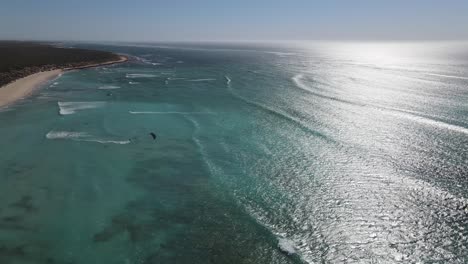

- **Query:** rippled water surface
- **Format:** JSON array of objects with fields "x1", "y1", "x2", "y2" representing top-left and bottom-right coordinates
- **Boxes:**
[{"x1": 0, "y1": 42, "x2": 467, "y2": 263}]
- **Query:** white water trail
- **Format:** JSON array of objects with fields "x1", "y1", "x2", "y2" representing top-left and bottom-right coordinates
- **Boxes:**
[
  {"x1": 182, "y1": 115, "x2": 221, "y2": 180},
  {"x1": 278, "y1": 238, "x2": 297, "y2": 255},
  {"x1": 98, "y1": 85, "x2": 121, "y2": 90},
  {"x1": 187, "y1": 78, "x2": 216, "y2": 82},
  {"x1": 46, "y1": 131, "x2": 130, "y2": 145}
]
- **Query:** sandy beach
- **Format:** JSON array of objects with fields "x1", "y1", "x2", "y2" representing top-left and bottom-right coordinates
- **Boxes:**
[
  {"x1": 0, "y1": 56, "x2": 128, "y2": 108},
  {"x1": 0, "y1": 69, "x2": 63, "y2": 107}
]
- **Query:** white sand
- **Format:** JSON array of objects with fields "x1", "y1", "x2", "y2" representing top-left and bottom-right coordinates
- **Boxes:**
[
  {"x1": 0, "y1": 69, "x2": 62, "y2": 107},
  {"x1": 0, "y1": 56, "x2": 128, "y2": 108}
]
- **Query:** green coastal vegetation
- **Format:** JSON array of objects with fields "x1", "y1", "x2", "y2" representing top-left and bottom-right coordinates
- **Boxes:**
[{"x1": 0, "y1": 41, "x2": 121, "y2": 87}]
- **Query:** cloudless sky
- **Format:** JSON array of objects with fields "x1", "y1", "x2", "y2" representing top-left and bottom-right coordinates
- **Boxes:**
[{"x1": 1, "y1": 0, "x2": 468, "y2": 42}]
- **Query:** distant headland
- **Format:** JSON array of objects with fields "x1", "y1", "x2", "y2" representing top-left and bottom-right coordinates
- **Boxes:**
[{"x1": 0, "y1": 41, "x2": 127, "y2": 107}]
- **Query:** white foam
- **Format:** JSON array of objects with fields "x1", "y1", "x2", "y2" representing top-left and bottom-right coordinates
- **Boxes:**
[
  {"x1": 58, "y1": 101, "x2": 105, "y2": 115},
  {"x1": 187, "y1": 78, "x2": 216, "y2": 82},
  {"x1": 225, "y1": 75, "x2": 231, "y2": 85},
  {"x1": 134, "y1": 56, "x2": 152, "y2": 64},
  {"x1": 129, "y1": 81, "x2": 139, "y2": 85},
  {"x1": 126, "y1": 73, "x2": 158, "y2": 78},
  {"x1": 168, "y1": 77, "x2": 186, "y2": 80},
  {"x1": 278, "y1": 238, "x2": 296, "y2": 255},
  {"x1": 46, "y1": 131, "x2": 89, "y2": 139},
  {"x1": 88, "y1": 139, "x2": 131, "y2": 145},
  {"x1": 46, "y1": 131, "x2": 130, "y2": 145},
  {"x1": 98, "y1": 85, "x2": 121, "y2": 90},
  {"x1": 151, "y1": 63, "x2": 162, "y2": 66}
]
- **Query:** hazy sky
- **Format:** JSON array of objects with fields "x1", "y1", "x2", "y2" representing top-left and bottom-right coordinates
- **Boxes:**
[{"x1": 1, "y1": 0, "x2": 468, "y2": 42}]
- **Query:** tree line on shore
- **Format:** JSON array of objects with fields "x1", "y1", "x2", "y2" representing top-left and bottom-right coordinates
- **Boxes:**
[{"x1": 0, "y1": 41, "x2": 120, "y2": 87}]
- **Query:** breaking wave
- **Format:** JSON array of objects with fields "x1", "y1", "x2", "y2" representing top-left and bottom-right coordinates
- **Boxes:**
[
  {"x1": 278, "y1": 238, "x2": 296, "y2": 255},
  {"x1": 58, "y1": 101, "x2": 105, "y2": 115}
]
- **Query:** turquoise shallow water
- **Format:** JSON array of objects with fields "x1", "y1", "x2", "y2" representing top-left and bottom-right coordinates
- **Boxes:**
[{"x1": 0, "y1": 42, "x2": 467, "y2": 263}]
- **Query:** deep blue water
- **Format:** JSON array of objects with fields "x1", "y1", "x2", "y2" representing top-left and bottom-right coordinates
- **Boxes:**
[{"x1": 0, "y1": 42, "x2": 467, "y2": 263}]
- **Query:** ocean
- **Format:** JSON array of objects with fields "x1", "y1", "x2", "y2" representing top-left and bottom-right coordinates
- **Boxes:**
[{"x1": 0, "y1": 42, "x2": 467, "y2": 263}]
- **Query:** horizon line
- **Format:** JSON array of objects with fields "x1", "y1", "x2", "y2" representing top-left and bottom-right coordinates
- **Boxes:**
[{"x1": 2, "y1": 38, "x2": 468, "y2": 44}]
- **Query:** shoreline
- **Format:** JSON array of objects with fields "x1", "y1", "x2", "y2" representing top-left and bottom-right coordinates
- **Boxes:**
[{"x1": 0, "y1": 55, "x2": 128, "y2": 108}]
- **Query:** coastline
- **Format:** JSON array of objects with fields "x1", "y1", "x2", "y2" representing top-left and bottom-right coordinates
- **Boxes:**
[
  {"x1": 0, "y1": 55, "x2": 128, "y2": 108},
  {"x1": 63, "y1": 55, "x2": 128, "y2": 70}
]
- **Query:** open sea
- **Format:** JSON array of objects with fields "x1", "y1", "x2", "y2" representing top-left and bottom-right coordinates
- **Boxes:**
[{"x1": 0, "y1": 42, "x2": 467, "y2": 264}]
